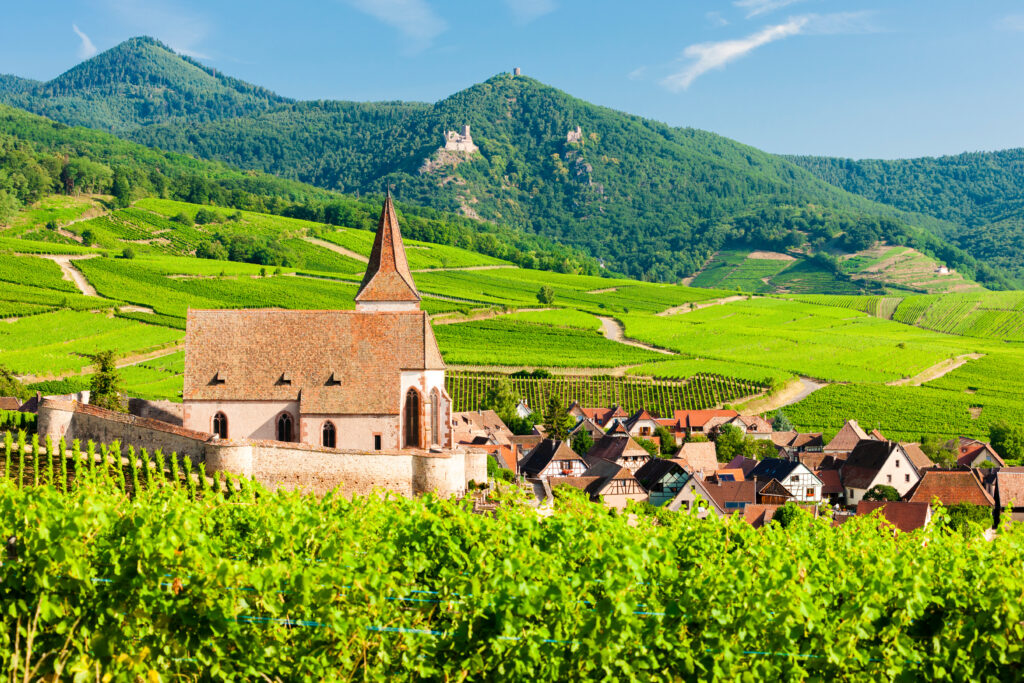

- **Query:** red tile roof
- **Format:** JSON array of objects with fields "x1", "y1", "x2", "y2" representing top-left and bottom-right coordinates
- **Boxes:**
[
  {"x1": 815, "y1": 469, "x2": 843, "y2": 495},
  {"x1": 674, "y1": 441, "x2": 718, "y2": 476},
  {"x1": 355, "y1": 193, "x2": 420, "y2": 303},
  {"x1": 672, "y1": 409, "x2": 738, "y2": 429},
  {"x1": 825, "y1": 420, "x2": 870, "y2": 453},
  {"x1": 900, "y1": 442, "x2": 935, "y2": 470},
  {"x1": 0, "y1": 397, "x2": 21, "y2": 411},
  {"x1": 907, "y1": 470, "x2": 995, "y2": 507},
  {"x1": 183, "y1": 308, "x2": 443, "y2": 414},
  {"x1": 956, "y1": 438, "x2": 1005, "y2": 467},
  {"x1": 857, "y1": 501, "x2": 931, "y2": 532}
]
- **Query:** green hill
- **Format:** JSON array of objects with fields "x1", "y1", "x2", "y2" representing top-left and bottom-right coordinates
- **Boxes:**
[
  {"x1": 790, "y1": 150, "x2": 1024, "y2": 281},
  {"x1": 0, "y1": 37, "x2": 287, "y2": 132},
  {"x1": 1, "y1": 38, "x2": 1002, "y2": 287}
]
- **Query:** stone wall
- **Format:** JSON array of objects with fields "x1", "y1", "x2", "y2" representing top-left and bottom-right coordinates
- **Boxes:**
[{"x1": 38, "y1": 399, "x2": 212, "y2": 461}]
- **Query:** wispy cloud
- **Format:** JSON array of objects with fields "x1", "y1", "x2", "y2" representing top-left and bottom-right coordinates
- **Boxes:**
[
  {"x1": 345, "y1": 0, "x2": 446, "y2": 51},
  {"x1": 660, "y1": 12, "x2": 877, "y2": 91},
  {"x1": 999, "y1": 14, "x2": 1024, "y2": 31},
  {"x1": 72, "y1": 24, "x2": 98, "y2": 59},
  {"x1": 734, "y1": 0, "x2": 809, "y2": 18},
  {"x1": 505, "y1": 0, "x2": 556, "y2": 23},
  {"x1": 706, "y1": 11, "x2": 729, "y2": 28},
  {"x1": 103, "y1": 0, "x2": 211, "y2": 59}
]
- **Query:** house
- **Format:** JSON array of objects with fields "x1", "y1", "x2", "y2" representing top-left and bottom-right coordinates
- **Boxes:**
[
  {"x1": 979, "y1": 467, "x2": 1024, "y2": 523},
  {"x1": 568, "y1": 404, "x2": 628, "y2": 429},
  {"x1": 823, "y1": 420, "x2": 873, "y2": 459},
  {"x1": 709, "y1": 467, "x2": 745, "y2": 483},
  {"x1": 748, "y1": 458, "x2": 823, "y2": 503},
  {"x1": 509, "y1": 434, "x2": 542, "y2": 458},
  {"x1": 551, "y1": 459, "x2": 647, "y2": 509},
  {"x1": 756, "y1": 478, "x2": 795, "y2": 505},
  {"x1": 635, "y1": 459, "x2": 691, "y2": 507},
  {"x1": 519, "y1": 439, "x2": 588, "y2": 479},
  {"x1": 453, "y1": 410, "x2": 516, "y2": 472},
  {"x1": 672, "y1": 409, "x2": 739, "y2": 435},
  {"x1": 673, "y1": 441, "x2": 718, "y2": 478},
  {"x1": 906, "y1": 470, "x2": 996, "y2": 510},
  {"x1": 586, "y1": 431, "x2": 652, "y2": 474},
  {"x1": 857, "y1": 501, "x2": 932, "y2": 532},
  {"x1": 815, "y1": 469, "x2": 844, "y2": 505},
  {"x1": 771, "y1": 431, "x2": 824, "y2": 460},
  {"x1": 742, "y1": 504, "x2": 782, "y2": 528},
  {"x1": 623, "y1": 409, "x2": 661, "y2": 438},
  {"x1": 182, "y1": 194, "x2": 453, "y2": 452},
  {"x1": 839, "y1": 440, "x2": 921, "y2": 506},
  {"x1": 957, "y1": 437, "x2": 1005, "y2": 467},
  {"x1": 569, "y1": 416, "x2": 605, "y2": 442},
  {"x1": 667, "y1": 477, "x2": 756, "y2": 516},
  {"x1": 706, "y1": 414, "x2": 773, "y2": 440},
  {"x1": 515, "y1": 400, "x2": 533, "y2": 419}
]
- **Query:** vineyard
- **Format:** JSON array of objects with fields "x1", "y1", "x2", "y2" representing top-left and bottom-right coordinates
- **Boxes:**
[
  {"x1": 2, "y1": 435, "x2": 1023, "y2": 680},
  {"x1": 445, "y1": 371, "x2": 767, "y2": 415}
]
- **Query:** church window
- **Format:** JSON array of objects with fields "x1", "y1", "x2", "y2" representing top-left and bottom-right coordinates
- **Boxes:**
[
  {"x1": 404, "y1": 389, "x2": 421, "y2": 448},
  {"x1": 322, "y1": 421, "x2": 336, "y2": 448},
  {"x1": 277, "y1": 413, "x2": 294, "y2": 442},
  {"x1": 430, "y1": 389, "x2": 441, "y2": 446},
  {"x1": 212, "y1": 412, "x2": 228, "y2": 439}
]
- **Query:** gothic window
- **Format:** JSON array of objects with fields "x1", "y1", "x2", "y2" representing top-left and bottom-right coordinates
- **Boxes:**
[
  {"x1": 404, "y1": 389, "x2": 421, "y2": 448},
  {"x1": 212, "y1": 412, "x2": 228, "y2": 439},
  {"x1": 322, "y1": 421, "x2": 336, "y2": 448},
  {"x1": 277, "y1": 413, "x2": 294, "y2": 442},
  {"x1": 430, "y1": 388, "x2": 441, "y2": 446}
]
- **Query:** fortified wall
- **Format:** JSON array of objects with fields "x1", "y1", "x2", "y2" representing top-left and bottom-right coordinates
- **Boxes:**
[{"x1": 37, "y1": 399, "x2": 485, "y2": 497}]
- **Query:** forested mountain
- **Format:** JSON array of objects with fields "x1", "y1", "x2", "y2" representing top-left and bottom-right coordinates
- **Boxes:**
[
  {"x1": 790, "y1": 151, "x2": 1024, "y2": 279},
  {"x1": 0, "y1": 37, "x2": 1011, "y2": 286},
  {"x1": 0, "y1": 103, "x2": 593, "y2": 272},
  {"x1": 0, "y1": 37, "x2": 288, "y2": 132}
]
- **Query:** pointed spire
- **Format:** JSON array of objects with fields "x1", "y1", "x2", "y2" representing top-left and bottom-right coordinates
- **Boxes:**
[{"x1": 355, "y1": 191, "x2": 421, "y2": 307}]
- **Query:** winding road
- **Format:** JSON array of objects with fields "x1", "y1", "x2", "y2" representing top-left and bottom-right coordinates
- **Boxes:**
[{"x1": 596, "y1": 316, "x2": 677, "y2": 355}]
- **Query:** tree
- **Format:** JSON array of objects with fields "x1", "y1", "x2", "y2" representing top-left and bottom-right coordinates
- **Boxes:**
[
  {"x1": 772, "y1": 411, "x2": 793, "y2": 432},
  {"x1": 481, "y1": 379, "x2": 517, "y2": 425},
  {"x1": 748, "y1": 439, "x2": 778, "y2": 460},
  {"x1": 111, "y1": 169, "x2": 131, "y2": 208},
  {"x1": 920, "y1": 434, "x2": 957, "y2": 468},
  {"x1": 120, "y1": 247, "x2": 136, "y2": 260},
  {"x1": 654, "y1": 424, "x2": 676, "y2": 456},
  {"x1": 863, "y1": 485, "x2": 900, "y2": 502},
  {"x1": 536, "y1": 285, "x2": 555, "y2": 305},
  {"x1": 634, "y1": 437, "x2": 658, "y2": 458},
  {"x1": 571, "y1": 429, "x2": 593, "y2": 457},
  {"x1": 0, "y1": 364, "x2": 28, "y2": 401},
  {"x1": 943, "y1": 503, "x2": 992, "y2": 537},
  {"x1": 543, "y1": 394, "x2": 570, "y2": 441},
  {"x1": 713, "y1": 424, "x2": 746, "y2": 462},
  {"x1": 89, "y1": 350, "x2": 125, "y2": 412},
  {"x1": 990, "y1": 421, "x2": 1024, "y2": 463},
  {"x1": 773, "y1": 502, "x2": 806, "y2": 529},
  {"x1": 685, "y1": 432, "x2": 709, "y2": 443},
  {"x1": 80, "y1": 228, "x2": 95, "y2": 246}
]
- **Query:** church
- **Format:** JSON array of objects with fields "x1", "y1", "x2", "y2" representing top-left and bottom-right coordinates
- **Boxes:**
[{"x1": 181, "y1": 194, "x2": 454, "y2": 452}]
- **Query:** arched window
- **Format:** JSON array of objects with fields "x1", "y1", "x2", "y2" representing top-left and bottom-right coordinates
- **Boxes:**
[
  {"x1": 322, "y1": 421, "x2": 336, "y2": 448},
  {"x1": 277, "y1": 413, "x2": 294, "y2": 442},
  {"x1": 430, "y1": 389, "x2": 441, "y2": 446},
  {"x1": 404, "y1": 389, "x2": 420, "y2": 449},
  {"x1": 212, "y1": 412, "x2": 228, "y2": 439}
]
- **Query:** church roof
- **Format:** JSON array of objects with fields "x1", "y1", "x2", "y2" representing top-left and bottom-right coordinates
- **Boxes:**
[
  {"x1": 183, "y1": 308, "x2": 443, "y2": 414},
  {"x1": 355, "y1": 193, "x2": 421, "y2": 304}
]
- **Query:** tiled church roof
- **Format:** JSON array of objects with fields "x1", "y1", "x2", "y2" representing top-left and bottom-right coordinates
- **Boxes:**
[
  {"x1": 183, "y1": 308, "x2": 444, "y2": 414},
  {"x1": 355, "y1": 192, "x2": 420, "y2": 303}
]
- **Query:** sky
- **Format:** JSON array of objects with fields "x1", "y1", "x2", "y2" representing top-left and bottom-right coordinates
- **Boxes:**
[{"x1": 1, "y1": 0, "x2": 1023, "y2": 159}]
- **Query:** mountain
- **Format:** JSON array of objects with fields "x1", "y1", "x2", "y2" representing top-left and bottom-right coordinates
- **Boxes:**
[
  {"x1": 1, "y1": 37, "x2": 1007, "y2": 286},
  {"x1": 0, "y1": 37, "x2": 287, "y2": 132},
  {"x1": 789, "y1": 150, "x2": 1024, "y2": 279},
  {"x1": 0, "y1": 103, "x2": 592, "y2": 273}
]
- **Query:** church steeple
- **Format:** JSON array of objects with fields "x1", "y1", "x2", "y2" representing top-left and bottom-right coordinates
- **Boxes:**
[{"x1": 355, "y1": 192, "x2": 421, "y2": 311}]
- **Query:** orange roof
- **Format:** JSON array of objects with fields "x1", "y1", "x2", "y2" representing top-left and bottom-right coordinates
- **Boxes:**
[
  {"x1": 183, "y1": 308, "x2": 443, "y2": 414},
  {"x1": 857, "y1": 501, "x2": 931, "y2": 532},
  {"x1": 355, "y1": 193, "x2": 420, "y2": 303},
  {"x1": 907, "y1": 470, "x2": 995, "y2": 507},
  {"x1": 673, "y1": 409, "x2": 738, "y2": 429}
]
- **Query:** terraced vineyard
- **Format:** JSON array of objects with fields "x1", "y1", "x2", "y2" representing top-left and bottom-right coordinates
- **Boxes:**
[{"x1": 446, "y1": 371, "x2": 766, "y2": 415}]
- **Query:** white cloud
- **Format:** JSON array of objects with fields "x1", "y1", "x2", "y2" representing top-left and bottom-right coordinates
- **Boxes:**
[
  {"x1": 661, "y1": 17, "x2": 808, "y2": 91},
  {"x1": 999, "y1": 14, "x2": 1024, "y2": 31},
  {"x1": 660, "y1": 11, "x2": 877, "y2": 91},
  {"x1": 706, "y1": 11, "x2": 729, "y2": 28},
  {"x1": 345, "y1": 0, "x2": 447, "y2": 51},
  {"x1": 505, "y1": 0, "x2": 556, "y2": 23},
  {"x1": 72, "y1": 24, "x2": 98, "y2": 59},
  {"x1": 734, "y1": 0, "x2": 809, "y2": 18}
]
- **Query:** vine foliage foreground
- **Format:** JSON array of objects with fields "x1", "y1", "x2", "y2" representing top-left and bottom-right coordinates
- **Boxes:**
[{"x1": 1, "y1": 447, "x2": 1023, "y2": 681}]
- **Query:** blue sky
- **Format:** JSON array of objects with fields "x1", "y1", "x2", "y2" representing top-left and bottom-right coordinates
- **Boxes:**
[{"x1": 2, "y1": 0, "x2": 1023, "y2": 159}]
